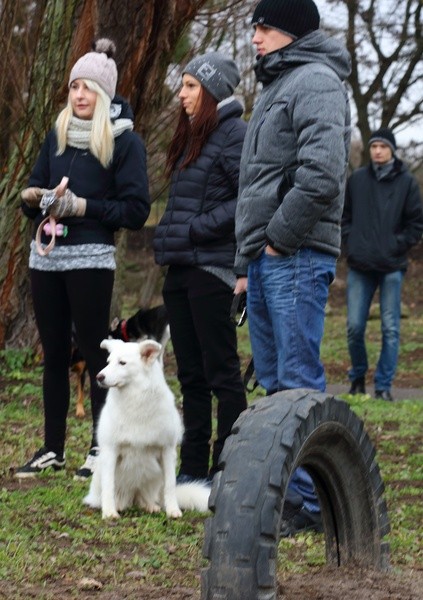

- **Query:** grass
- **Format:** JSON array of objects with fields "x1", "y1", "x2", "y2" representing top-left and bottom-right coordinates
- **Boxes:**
[{"x1": 0, "y1": 303, "x2": 422, "y2": 597}]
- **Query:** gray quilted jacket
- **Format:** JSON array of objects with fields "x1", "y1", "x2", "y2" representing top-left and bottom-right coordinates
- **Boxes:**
[{"x1": 235, "y1": 30, "x2": 351, "y2": 275}]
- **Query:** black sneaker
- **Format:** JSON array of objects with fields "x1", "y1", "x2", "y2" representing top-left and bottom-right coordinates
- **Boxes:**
[
  {"x1": 375, "y1": 389, "x2": 394, "y2": 402},
  {"x1": 280, "y1": 505, "x2": 323, "y2": 537},
  {"x1": 14, "y1": 447, "x2": 65, "y2": 479},
  {"x1": 74, "y1": 447, "x2": 99, "y2": 481}
]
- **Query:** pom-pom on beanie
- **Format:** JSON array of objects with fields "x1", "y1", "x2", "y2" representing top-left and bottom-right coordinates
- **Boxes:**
[
  {"x1": 69, "y1": 38, "x2": 118, "y2": 100},
  {"x1": 251, "y1": 0, "x2": 320, "y2": 39},
  {"x1": 183, "y1": 52, "x2": 241, "y2": 102}
]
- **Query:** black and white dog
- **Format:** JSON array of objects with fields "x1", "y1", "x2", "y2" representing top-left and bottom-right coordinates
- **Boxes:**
[
  {"x1": 109, "y1": 305, "x2": 170, "y2": 366},
  {"x1": 72, "y1": 305, "x2": 170, "y2": 416}
]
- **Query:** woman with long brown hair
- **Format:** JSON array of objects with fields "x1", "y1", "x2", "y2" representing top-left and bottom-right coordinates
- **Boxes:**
[{"x1": 154, "y1": 52, "x2": 247, "y2": 483}]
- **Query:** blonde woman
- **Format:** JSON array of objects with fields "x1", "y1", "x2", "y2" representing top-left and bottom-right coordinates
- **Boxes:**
[{"x1": 17, "y1": 39, "x2": 150, "y2": 480}]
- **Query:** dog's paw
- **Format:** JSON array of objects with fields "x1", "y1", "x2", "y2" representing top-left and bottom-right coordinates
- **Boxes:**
[
  {"x1": 75, "y1": 406, "x2": 86, "y2": 418},
  {"x1": 102, "y1": 509, "x2": 120, "y2": 519},
  {"x1": 166, "y1": 507, "x2": 183, "y2": 519},
  {"x1": 145, "y1": 502, "x2": 161, "y2": 514},
  {"x1": 83, "y1": 494, "x2": 101, "y2": 509}
]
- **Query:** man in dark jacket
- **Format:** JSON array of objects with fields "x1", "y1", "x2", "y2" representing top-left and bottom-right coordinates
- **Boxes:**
[{"x1": 342, "y1": 127, "x2": 423, "y2": 401}]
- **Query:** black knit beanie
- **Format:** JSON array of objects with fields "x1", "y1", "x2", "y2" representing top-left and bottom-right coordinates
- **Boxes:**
[
  {"x1": 368, "y1": 128, "x2": 397, "y2": 153},
  {"x1": 251, "y1": 0, "x2": 320, "y2": 38}
]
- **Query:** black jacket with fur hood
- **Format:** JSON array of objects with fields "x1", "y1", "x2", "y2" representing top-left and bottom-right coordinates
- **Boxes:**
[
  {"x1": 153, "y1": 98, "x2": 247, "y2": 269},
  {"x1": 342, "y1": 157, "x2": 423, "y2": 272},
  {"x1": 21, "y1": 96, "x2": 150, "y2": 247}
]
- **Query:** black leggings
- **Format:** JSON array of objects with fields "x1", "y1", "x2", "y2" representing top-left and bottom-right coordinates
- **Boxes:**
[
  {"x1": 30, "y1": 268, "x2": 114, "y2": 455},
  {"x1": 163, "y1": 266, "x2": 247, "y2": 478}
]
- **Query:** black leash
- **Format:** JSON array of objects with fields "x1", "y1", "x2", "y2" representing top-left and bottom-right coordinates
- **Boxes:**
[{"x1": 243, "y1": 357, "x2": 258, "y2": 393}]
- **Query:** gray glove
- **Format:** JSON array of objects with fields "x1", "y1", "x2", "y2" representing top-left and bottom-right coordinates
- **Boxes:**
[
  {"x1": 21, "y1": 187, "x2": 48, "y2": 208},
  {"x1": 48, "y1": 189, "x2": 87, "y2": 218}
]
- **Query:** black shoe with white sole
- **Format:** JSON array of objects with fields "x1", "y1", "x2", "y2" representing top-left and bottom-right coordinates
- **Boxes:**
[
  {"x1": 74, "y1": 447, "x2": 99, "y2": 481},
  {"x1": 14, "y1": 447, "x2": 65, "y2": 478}
]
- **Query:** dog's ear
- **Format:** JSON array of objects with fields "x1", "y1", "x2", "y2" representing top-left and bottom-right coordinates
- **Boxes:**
[
  {"x1": 139, "y1": 340, "x2": 162, "y2": 366},
  {"x1": 100, "y1": 339, "x2": 113, "y2": 353},
  {"x1": 110, "y1": 317, "x2": 120, "y2": 332},
  {"x1": 100, "y1": 338, "x2": 124, "y2": 353}
]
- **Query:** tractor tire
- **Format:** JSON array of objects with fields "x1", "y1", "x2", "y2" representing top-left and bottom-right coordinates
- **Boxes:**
[{"x1": 202, "y1": 389, "x2": 390, "y2": 600}]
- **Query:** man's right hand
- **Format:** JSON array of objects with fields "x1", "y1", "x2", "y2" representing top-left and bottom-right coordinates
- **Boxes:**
[
  {"x1": 234, "y1": 277, "x2": 248, "y2": 295},
  {"x1": 21, "y1": 187, "x2": 48, "y2": 208}
]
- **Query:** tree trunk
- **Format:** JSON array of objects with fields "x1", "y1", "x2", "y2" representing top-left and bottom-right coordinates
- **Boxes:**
[
  {"x1": 0, "y1": 0, "x2": 84, "y2": 348},
  {"x1": 0, "y1": 0, "x2": 208, "y2": 349}
]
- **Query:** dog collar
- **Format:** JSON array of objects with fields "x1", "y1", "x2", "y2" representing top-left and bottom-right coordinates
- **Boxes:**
[{"x1": 121, "y1": 319, "x2": 129, "y2": 342}]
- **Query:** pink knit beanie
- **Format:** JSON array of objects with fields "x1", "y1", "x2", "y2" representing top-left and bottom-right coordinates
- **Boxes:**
[{"x1": 69, "y1": 39, "x2": 118, "y2": 99}]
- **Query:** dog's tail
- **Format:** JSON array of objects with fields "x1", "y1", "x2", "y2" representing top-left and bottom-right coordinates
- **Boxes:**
[{"x1": 175, "y1": 482, "x2": 211, "y2": 513}]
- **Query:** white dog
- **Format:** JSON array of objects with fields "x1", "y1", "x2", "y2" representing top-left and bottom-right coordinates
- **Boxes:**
[{"x1": 83, "y1": 338, "x2": 210, "y2": 519}]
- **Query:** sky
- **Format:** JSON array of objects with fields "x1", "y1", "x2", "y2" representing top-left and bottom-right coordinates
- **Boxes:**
[{"x1": 317, "y1": 0, "x2": 422, "y2": 146}]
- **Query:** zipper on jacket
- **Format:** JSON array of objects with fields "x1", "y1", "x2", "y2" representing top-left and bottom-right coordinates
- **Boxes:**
[
  {"x1": 162, "y1": 167, "x2": 183, "y2": 258},
  {"x1": 253, "y1": 117, "x2": 266, "y2": 154}
]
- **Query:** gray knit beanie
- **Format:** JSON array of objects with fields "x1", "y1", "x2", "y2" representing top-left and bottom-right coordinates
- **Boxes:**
[
  {"x1": 183, "y1": 52, "x2": 240, "y2": 102},
  {"x1": 69, "y1": 39, "x2": 118, "y2": 100},
  {"x1": 252, "y1": 0, "x2": 320, "y2": 38}
]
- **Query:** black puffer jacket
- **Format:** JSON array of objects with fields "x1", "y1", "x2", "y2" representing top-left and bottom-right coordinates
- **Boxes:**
[
  {"x1": 342, "y1": 158, "x2": 423, "y2": 272},
  {"x1": 154, "y1": 99, "x2": 247, "y2": 268},
  {"x1": 21, "y1": 97, "x2": 150, "y2": 247}
]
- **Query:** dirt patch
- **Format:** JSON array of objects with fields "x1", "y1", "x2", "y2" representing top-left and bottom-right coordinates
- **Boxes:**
[
  {"x1": 278, "y1": 566, "x2": 423, "y2": 599},
  {"x1": 1, "y1": 567, "x2": 423, "y2": 599},
  {"x1": 2, "y1": 237, "x2": 422, "y2": 600}
]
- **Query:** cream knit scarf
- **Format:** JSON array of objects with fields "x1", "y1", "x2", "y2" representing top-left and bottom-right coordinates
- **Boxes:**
[{"x1": 66, "y1": 116, "x2": 134, "y2": 149}]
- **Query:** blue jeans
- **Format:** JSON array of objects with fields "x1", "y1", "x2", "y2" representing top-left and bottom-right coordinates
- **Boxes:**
[
  {"x1": 247, "y1": 248, "x2": 336, "y2": 393},
  {"x1": 247, "y1": 248, "x2": 336, "y2": 512},
  {"x1": 347, "y1": 268, "x2": 404, "y2": 391}
]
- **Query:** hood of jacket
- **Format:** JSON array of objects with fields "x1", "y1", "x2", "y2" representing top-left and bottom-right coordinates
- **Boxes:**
[
  {"x1": 216, "y1": 97, "x2": 244, "y2": 122},
  {"x1": 110, "y1": 95, "x2": 134, "y2": 121},
  {"x1": 254, "y1": 30, "x2": 351, "y2": 85}
]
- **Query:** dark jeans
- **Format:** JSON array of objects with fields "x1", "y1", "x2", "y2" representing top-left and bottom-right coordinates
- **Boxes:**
[
  {"x1": 163, "y1": 266, "x2": 247, "y2": 478},
  {"x1": 30, "y1": 268, "x2": 114, "y2": 455}
]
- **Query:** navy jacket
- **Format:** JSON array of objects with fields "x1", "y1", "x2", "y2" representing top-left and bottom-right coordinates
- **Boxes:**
[
  {"x1": 153, "y1": 99, "x2": 247, "y2": 268},
  {"x1": 22, "y1": 97, "x2": 150, "y2": 247},
  {"x1": 342, "y1": 158, "x2": 423, "y2": 272}
]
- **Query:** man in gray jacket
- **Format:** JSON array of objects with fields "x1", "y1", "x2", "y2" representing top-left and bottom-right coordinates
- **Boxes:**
[{"x1": 234, "y1": 0, "x2": 351, "y2": 536}]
